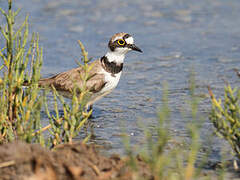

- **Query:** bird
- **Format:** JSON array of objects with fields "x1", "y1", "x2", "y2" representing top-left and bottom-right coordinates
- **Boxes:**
[{"x1": 38, "y1": 32, "x2": 142, "y2": 110}]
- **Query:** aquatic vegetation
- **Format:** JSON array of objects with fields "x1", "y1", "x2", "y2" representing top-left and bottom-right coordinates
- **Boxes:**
[
  {"x1": 209, "y1": 85, "x2": 240, "y2": 160},
  {"x1": 122, "y1": 78, "x2": 220, "y2": 180},
  {"x1": 0, "y1": 0, "x2": 91, "y2": 147}
]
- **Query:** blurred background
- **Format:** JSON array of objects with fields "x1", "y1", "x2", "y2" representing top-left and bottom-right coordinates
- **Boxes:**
[{"x1": 1, "y1": 0, "x2": 240, "y2": 163}]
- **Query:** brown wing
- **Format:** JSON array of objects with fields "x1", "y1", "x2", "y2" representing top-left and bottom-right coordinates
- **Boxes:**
[{"x1": 38, "y1": 59, "x2": 106, "y2": 93}]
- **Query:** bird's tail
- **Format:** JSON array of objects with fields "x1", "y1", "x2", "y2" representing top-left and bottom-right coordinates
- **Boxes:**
[
  {"x1": 38, "y1": 78, "x2": 54, "y2": 87},
  {"x1": 23, "y1": 77, "x2": 54, "y2": 87},
  {"x1": 22, "y1": 80, "x2": 31, "y2": 86}
]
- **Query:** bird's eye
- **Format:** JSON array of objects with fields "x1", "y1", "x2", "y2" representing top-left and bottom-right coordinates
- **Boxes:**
[{"x1": 117, "y1": 39, "x2": 125, "y2": 46}]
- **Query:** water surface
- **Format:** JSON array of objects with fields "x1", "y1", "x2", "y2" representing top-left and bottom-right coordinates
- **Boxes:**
[{"x1": 1, "y1": 0, "x2": 240, "y2": 163}]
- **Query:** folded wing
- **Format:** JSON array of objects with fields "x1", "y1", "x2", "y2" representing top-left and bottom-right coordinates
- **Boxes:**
[{"x1": 38, "y1": 60, "x2": 106, "y2": 94}]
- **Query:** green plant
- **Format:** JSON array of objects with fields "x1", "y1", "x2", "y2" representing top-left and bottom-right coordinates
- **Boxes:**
[
  {"x1": 209, "y1": 85, "x2": 240, "y2": 159},
  {"x1": 44, "y1": 41, "x2": 92, "y2": 146},
  {"x1": 0, "y1": 0, "x2": 91, "y2": 147},
  {"x1": 123, "y1": 76, "x2": 215, "y2": 180},
  {"x1": 0, "y1": 0, "x2": 43, "y2": 142}
]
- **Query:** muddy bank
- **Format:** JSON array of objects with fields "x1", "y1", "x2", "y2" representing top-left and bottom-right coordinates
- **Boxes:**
[
  {"x1": 0, "y1": 141, "x2": 240, "y2": 180},
  {"x1": 0, "y1": 141, "x2": 152, "y2": 180}
]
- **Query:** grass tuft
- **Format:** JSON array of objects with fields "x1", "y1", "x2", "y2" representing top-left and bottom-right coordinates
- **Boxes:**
[
  {"x1": 0, "y1": 0, "x2": 91, "y2": 147},
  {"x1": 209, "y1": 85, "x2": 240, "y2": 160}
]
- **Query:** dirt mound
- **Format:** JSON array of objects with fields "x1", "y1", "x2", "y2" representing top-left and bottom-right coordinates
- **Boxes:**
[{"x1": 0, "y1": 141, "x2": 152, "y2": 180}]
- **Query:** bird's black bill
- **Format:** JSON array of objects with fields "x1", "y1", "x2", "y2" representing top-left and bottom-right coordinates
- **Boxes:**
[{"x1": 128, "y1": 44, "x2": 143, "y2": 53}]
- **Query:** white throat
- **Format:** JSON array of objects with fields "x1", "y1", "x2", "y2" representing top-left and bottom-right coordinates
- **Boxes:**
[{"x1": 105, "y1": 51, "x2": 125, "y2": 64}]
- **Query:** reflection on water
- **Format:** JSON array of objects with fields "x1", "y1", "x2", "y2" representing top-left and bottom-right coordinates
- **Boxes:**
[{"x1": 1, "y1": 0, "x2": 240, "y2": 163}]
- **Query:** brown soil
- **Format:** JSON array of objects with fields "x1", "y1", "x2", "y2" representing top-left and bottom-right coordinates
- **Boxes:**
[{"x1": 0, "y1": 141, "x2": 153, "y2": 180}]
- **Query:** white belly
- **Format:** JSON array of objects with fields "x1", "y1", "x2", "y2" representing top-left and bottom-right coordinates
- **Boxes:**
[
  {"x1": 101, "y1": 71, "x2": 122, "y2": 93},
  {"x1": 85, "y1": 71, "x2": 122, "y2": 108}
]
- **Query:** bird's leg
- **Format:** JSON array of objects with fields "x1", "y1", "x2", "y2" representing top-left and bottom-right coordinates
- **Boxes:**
[
  {"x1": 88, "y1": 105, "x2": 93, "y2": 118},
  {"x1": 89, "y1": 105, "x2": 93, "y2": 111},
  {"x1": 84, "y1": 104, "x2": 93, "y2": 118}
]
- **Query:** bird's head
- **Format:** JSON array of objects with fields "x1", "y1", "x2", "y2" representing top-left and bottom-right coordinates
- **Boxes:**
[{"x1": 108, "y1": 33, "x2": 142, "y2": 55}]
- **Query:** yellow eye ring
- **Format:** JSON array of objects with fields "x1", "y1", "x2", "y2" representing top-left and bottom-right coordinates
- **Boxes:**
[{"x1": 117, "y1": 39, "x2": 125, "y2": 46}]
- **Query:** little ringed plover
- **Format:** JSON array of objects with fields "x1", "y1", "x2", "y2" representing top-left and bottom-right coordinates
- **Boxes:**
[{"x1": 38, "y1": 32, "x2": 142, "y2": 109}]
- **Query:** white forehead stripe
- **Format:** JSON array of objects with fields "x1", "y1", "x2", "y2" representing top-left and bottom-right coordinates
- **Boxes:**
[
  {"x1": 125, "y1": 37, "x2": 134, "y2": 44},
  {"x1": 113, "y1": 36, "x2": 122, "y2": 42}
]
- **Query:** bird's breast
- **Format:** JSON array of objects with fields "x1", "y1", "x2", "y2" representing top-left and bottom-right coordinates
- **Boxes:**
[{"x1": 100, "y1": 71, "x2": 122, "y2": 93}]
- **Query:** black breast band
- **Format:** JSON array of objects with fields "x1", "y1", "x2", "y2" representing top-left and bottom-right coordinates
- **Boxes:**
[{"x1": 101, "y1": 56, "x2": 123, "y2": 75}]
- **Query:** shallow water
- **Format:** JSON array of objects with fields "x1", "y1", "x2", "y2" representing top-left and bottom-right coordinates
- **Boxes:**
[{"x1": 1, "y1": 0, "x2": 240, "y2": 164}]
